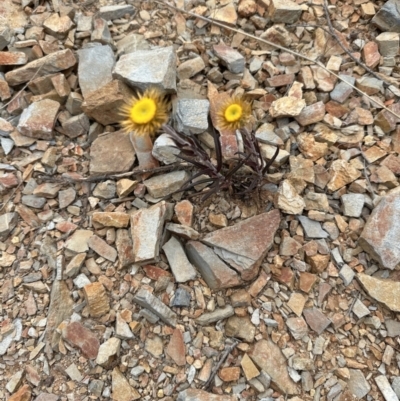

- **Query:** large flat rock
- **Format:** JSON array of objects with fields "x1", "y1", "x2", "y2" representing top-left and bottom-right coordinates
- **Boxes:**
[
  {"x1": 359, "y1": 191, "x2": 400, "y2": 269},
  {"x1": 201, "y1": 209, "x2": 280, "y2": 281}
]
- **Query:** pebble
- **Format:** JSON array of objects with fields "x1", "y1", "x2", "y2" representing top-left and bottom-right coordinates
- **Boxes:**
[
  {"x1": 175, "y1": 98, "x2": 210, "y2": 134},
  {"x1": 196, "y1": 305, "x2": 234, "y2": 325},
  {"x1": 213, "y1": 43, "x2": 245, "y2": 74}
]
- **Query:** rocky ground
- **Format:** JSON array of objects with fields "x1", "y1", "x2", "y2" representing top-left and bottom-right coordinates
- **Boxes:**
[{"x1": 1, "y1": 0, "x2": 400, "y2": 400}]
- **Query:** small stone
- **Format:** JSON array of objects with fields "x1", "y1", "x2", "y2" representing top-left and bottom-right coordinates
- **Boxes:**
[
  {"x1": 286, "y1": 317, "x2": 308, "y2": 340},
  {"x1": 145, "y1": 335, "x2": 164, "y2": 358},
  {"x1": 375, "y1": 375, "x2": 398, "y2": 401},
  {"x1": 116, "y1": 179, "x2": 138, "y2": 197},
  {"x1": 211, "y1": 2, "x2": 238, "y2": 25},
  {"x1": 299, "y1": 272, "x2": 317, "y2": 292},
  {"x1": 65, "y1": 229, "x2": 93, "y2": 254},
  {"x1": 303, "y1": 307, "x2": 331, "y2": 334},
  {"x1": 130, "y1": 201, "x2": 168, "y2": 264},
  {"x1": 275, "y1": 180, "x2": 305, "y2": 215},
  {"x1": 175, "y1": 200, "x2": 193, "y2": 226},
  {"x1": 65, "y1": 363, "x2": 83, "y2": 382},
  {"x1": 93, "y1": 212, "x2": 129, "y2": 228},
  {"x1": 133, "y1": 288, "x2": 177, "y2": 326},
  {"x1": 260, "y1": 144, "x2": 290, "y2": 166},
  {"x1": 17, "y1": 99, "x2": 60, "y2": 140},
  {"x1": 96, "y1": 337, "x2": 120, "y2": 368},
  {"x1": 352, "y1": 299, "x2": 370, "y2": 319},
  {"x1": 175, "y1": 98, "x2": 209, "y2": 134},
  {"x1": 0, "y1": 51, "x2": 27, "y2": 66},
  {"x1": 21, "y1": 195, "x2": 46, "y2": 209},
  {"x1": 82, "y1": 79, "x2": 133, "y2": 125},
  {"x1": 267, "y1": 73, "x2": 295, "y2": 87},
  {"x1": 357, "y1": 273, "x2": 400, "y2": 312},
  {"x1": 363, "y1": 41, "x2": 381, "y2": 68},
  {"x1": 269, "y1": 96, "x2": 305, "y2": 118},
  {"x1": 287, "y1": 293, "x2": 306, "y2": 317},
  {"x1": 0, "y1": 212, "x2": 18, "y2": 240},
  {"x1": 65, "y1": 253, "x2": 86, "y2": 278},
  {"x1": 295, "y1": 101, "x2": 325, "y2": 126},
  {"x1": 330, "y1": 75, "x2": 355, "y2": 103},
  {"x1": 269, "y1": 0, "x2": 302, "y2": 23},
  {"x1": 177, "y1": 389, "x2": 237, "y2": 401},
  {"x1": 111, "y1": 367, "x2": 140, "y2": 401},
  {"x1": 144, "y1": 170, "x2": 189, "y2": 199},
  {"x1": 348, "y1": 369, "x2": 371, "y2": 399},
  {"x1": 88, "y1": 235, "x2": 117, "y2": 262},
  {"x1": 219, "y1": 367, "x2": 240, "y2": 382},
  {"x1": 339, "y1": 264, "x2": 355, "y2": 286},
  {"x1": 91, "y1": 18, "x2": 112, "y2": 45},
  {"x1": 58, "y1": 187, "x2": 76, "y2": 209},
  {"x1": 152, "y1": 134, "x2": 180, "y2": 165},
  {"x1": 304, "y1": 192, "x2": 329, "y2": 212},
  {"x1": 327, "y1": 160, "x2": 361, "y2": 192},
  {"x1": 166, "y1": 329, "x2": 186, "y2": 366},
  {"x1": 62, "y1": 321, "x2": 99, "y2": 359},
  {"x1": 196, "y1": 305, "x2": 234, "y2": 326},
  {"x1": 97, "y1": 5, "x2": 135, "y2": 20},
  {"x1": 255, "y1": 123, "x2": 283, "y2": 146},
  {"x1": 297, "y1": 216, "x2": 329, "y2": 239},
  {"x1": 8, "y1": 385, "x2": 31, "y2": 401},
  {"x1": 115, "y1": 313, "x2": 134, "y2": 340},
  {"x1": 171, "y1": 287, "x2": 191, "y2": 307},
  {"x1": 83, "y1": 282, "x2": 110, "y2": 318},
  {"x1": 376, "y1": 32, "x2": 399, "y2": 57},
  {"x1": 177, "y1": 57, "x2": 205, "y2": 80},
  {"x1": 0, "y1": 27, "x2": 12, "y2": 51},
  {"x1": 341, "y1": 194, "x2": 365, "y2": 217},
  {"x1": 5, "y1": 49, "x2": 76, "y2": 86},
  {"x1": 225, "y1": 316, "x2": 255, "y2": 342},
  {"x1": 113, "y1": 46, "x2": 177, "y2": 93},
  {"x1": 213, "y1": 43, "x2": 245, "y2": 74},
  {"x1": 78, "y1": 45, "x2": 115, "y2": 98},
  {"x1": 372, "y1": 0, "x2": 400, "y2": 33},
  {"x1": 356, "y1": 76, "x2": 384, "y2": 95},
  {"x1": 241, "y1": 353, "x2": 260, "y2": 381},
  {"x1": 6, "y1": 370, "x2": 24, "y2": 393},
  {"x1": 93, "y1": 180, "x2": 116, "y2": 200}
]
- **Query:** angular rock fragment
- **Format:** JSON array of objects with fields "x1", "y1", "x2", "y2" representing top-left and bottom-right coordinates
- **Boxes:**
[
  {"x1": 62, "y1": 321, "x2": 100, "y2": 359},
  {"x1": 152, "y1": 133, "x2": 180, "y2": 164},
  {"x1": 78, "y1": 45, "x2": 115, "y2": 98},
  {"x1": 144, "y1": 170, "x2": 189, "y2": 199},
  {"x1": 359, "y1": 192, "x2": 400, "y2": 269},
  {"x1": 249, "y1": 340, "x2": 299, "y2": 395},
  {"x1": 0, "y1": 51, "x2": 28, "y2": 65},
  {"x1": 90, "y1": 131, "x2": 135, "y2": 175},
  {"x1": 269, "y1": 96, "x2": 305, "y2": 118},
  {"x1": 175, "y1": 98, "x2": 209, "y2": 134},
  {"x1": 111, "y1": 367, "x2": 140, "y2": 401},
  {"x1": 201, "y1": 209, "x2": 280, "y2": 281},
  {"x1": 83, "y1": 282, "x2": 110, "y2": 318},
  {"x1": 0, "y1": 212, "x2": 18, "y2": 240},
  {"x1": 177, "y1": 56, "x2": 205, "y2": 80},
  {"x1": 196, "y1": 305, "x2": 234, "y2": 325},
  {"x1": 130, "y1": 201, "x2": 168, "y2": 264},
  {"x1": 88, "y1": 235, "x2": 117, "y2": 262},
  {"x1": 225, "y1": 316, "x2": 255, "y2": 342},
  {"x1": 327, "y1": 160, "x2": 361, "y2": 192},
  {"x1": 376, "y1": 32, "x2": 399, "y2": 57},
  {"x1": 372, "y1": 0, "x2": 400, "y2": 33},
  {"x1": 96, "y1": 337, "x2": 120, "y2": 368},
  {"x1": 43, "y1": 13, "x2": 74, "y2": 38},
  {"x1": 213, "y1": 43, "x2": 245, "y2": 74},
  {"x1": 163, "y1": 236, "x2": 197, "y2": 283},
  {"x1": 115, "y1": 229, "x2": 135, "y2": 269},
  {"x1": 113, "y1": 46, "x2": 177, "y2": 93},
  {"x1": 186, "y1": 241, "x2": 241, "y2": 289},
  {"x1": 358, "y1": 273, "x2": 400, "y2": 312},
  {"x1": 93, "y1": 212, "x2": 129, "y2": 228},
  {"x1": 98, "y1": 5, "x2": 135, "y2": 20},
  {"x1": 166, "y1": 329, "x2": 186, "y2": 366},
  {"x1": 91, "y1": 18, "x2": 112, "y2": 45},
  {"x1": 81, "y1": 79, "x2": 133, "y2": 125},
  {"x1": 303, "y1": 307, "x2": 331, "y2": 334},
  {"x1": 269, "y1": 0, "x2": 302, "y2": 23},
  {"x1": 65, "y1": 229, "x2": 93, "y2": 254},
  {"x1": 177, "y1": 389, "x2": 237, "y2": 401},
  {"x1": 275, "y1": 180, "x2": 305, "y2": 215},
  {"x1": 297, "y1": 216, "x2": 329, "y2": 239},
  {"x1": 17, "y1": 99, "x2": 60, "y2": 140},
  {"x1": 5, "y1": 49, "x2": 76, "y2": 86},
  {"x1": 295, "y1": 101, "x2": 325, "y2": 126},
  {"x1": 133, "y1": 288, "x2": 177, "y2": 327}
]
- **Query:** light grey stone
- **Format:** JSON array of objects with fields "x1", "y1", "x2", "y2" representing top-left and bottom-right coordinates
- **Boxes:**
[
  {"x1": 96, "y1": 337, "x2": 120, "y2": 367},
  {"x1": 166, "y1": 223, "x2": 199, "y2": 240},
  {"x1": 341, "y1": 193, "x2": 365, "y2": 217},
  {"x1": 1, "y1": 137, "x2": 14, "y2": 155},
  {"x1": 113, "y1": 46, "x2": 177, "y2": 93},
  {"x1": 330, "y1": 75, "x2": 355, "y2": 103},
  {"x1": 177, "y1": 56, "x2": 206, "y2": 80},
  {"x1": 376, "y1": 32, "x2": 400, "y2": 57},
  {"x1": 255, "y1": 123, "x2": 283, "y2": 146},
  {"x1": 0, "y1": 26, "x2": 12, "y2": 51},
  {"x1": 348, "y1": 369, "x2": 371, "y2": 399},
  {"x1": 196, "y1": 305, "x2": 234, "y2": 325},
  {"x1": 372, "y1": 0, "x2": 400, "y2": 33},
  {"x1": 213, "y1": 43, "x2": 245, "y2": 74},
  {"x1": 175, "y1": 98, "x2": 210, "y2": 134},
  {"x1": 186, "y1": 241, "x2": 241, "y2": 290},
  {"x1": 97, "y1": 5, "x2": 135, "y2": 20},
  {"x1": 139, "y1": 309, "x2": 159, "y2": 324},
  {"x1": 297, "y1": 216, "x2": 329, "y2": 239},
  {"x1": 115, "y1": 313, "x2": 134, "y2": 340},
  {"x1": 177, "y1": 389, "x2": 237, "y2": 401},
  {"x1": 130, "y1": 201, "x2": 168, "y2": 264},
  {"x1": 21, "y1": 194, "x2": 46, "y2": 209},
  {"x1": 163, "y1": 236, "x2": 197, "y2": 283},
  {"x1": 133, "y1": 288, "x2": 177, "y2": 327},
  {"x1": 152, "y1": 133, "x2": 180, "y2": 164},
  {"x1": 73, "y1": 274, "x2": 91, "y2": 289},
  {"x1": 392, "y1": 377, "x2": 400, "y2": 399},
  {"x1": 375, "y1": 375, "x2": 399, "y2": 401},
  {"x1": 78, "y1": 45, "x2": 115, "y2": 98},
  {"x1": 339, "y1": 264, "x2": 355, "y2": 286},
  {"x1": 76, "y1": 14, "x2": 92, "y2": 31},
  {"x1": 65, "y1": 363, "x2": 83, "y2": 382},
  {"x1": 171, "y1": 287, "x2": 191, "y2": 307},
  {"x1": 116, "y1": 33, "x2": 150, "y2": 56},
  {"x1": 352, "y1": 299, "x2": 370, "y2": 319},
  {"x1": 6, "y1": 370, "x2": 24, "y2": 393},
  {"x1": 386, "y1": 320, "x2": 400, "y2": 337},
  {"x1": 91, "y1": 18, "x2": 112, "y2": 45},
  {"x1": 144, "y1": 170, "x2": 189, "y2": 198},
  {"x1": 0, "y1": 212, "x2": 17, "y2": 240}
]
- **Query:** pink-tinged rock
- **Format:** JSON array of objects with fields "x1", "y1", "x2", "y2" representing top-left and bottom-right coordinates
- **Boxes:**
[
  {"x1": 249, "y1": 340, "x2": 299, "y2": 395},
  {"x1": 5, "y1": 49, "x2": 76, "y2": 86},
  {"x1": 0, "y1": 51, "x2": 28, "y2": 65},
  {"x1": 88, "y1": 235, "x2": 117, "y2": 262},
  {"x1": 0, "y1": 73, "x2": 11, "y2": 100},
  {"x1": 62, "y1": 321, "x2": 100, "y2": 359},
  {"x1": 115, "y1": 229, "x2": 135, "y2": 269},
  {"x1": 55, "y1": 221, "x2": 78, "y2": 233},
  {"x1": 359, "y1": 192, "x2": 400, "y2": 270},
  {"x1": 303, "y1": 307, "x2": 331, "y2": 334},
  {"x1": 8, "y1": 384, "x2": 31, "y2": 401},
  {"x1": 17, "y1": 99, "x2": 60, "y2": 140},
  {"x1": 362, "y1": 41, "x2": 381, "y2": 69},
  {"x1": 266, "y1": 73, "x2": 295, "y2": 87},
  {"x1": 295, "y1": 101, "x2": 325, "y2": 126},
  {"x1": 220, "y1": 135, "x2": 239, "y2": 160},
  {"x1": 166, "y1": 328, "x2": 186, "y2": 366},
  {"x1": 90, "y1": 131, "x2": 135, "y2": 175},
  {"x1": 201, "y1": 209, "x2": 280, "y2": 281},
  {"x1": 174, "y1": 200, "x2": 194, "y2": 227}
]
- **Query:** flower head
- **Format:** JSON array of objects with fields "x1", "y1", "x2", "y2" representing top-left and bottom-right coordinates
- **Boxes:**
[
  {"x1": 216, "y1": 95, "x2": 252, "y2": 131},
  {"x1": 120, "y1": 87, "x2": 169, "y2": 136}
]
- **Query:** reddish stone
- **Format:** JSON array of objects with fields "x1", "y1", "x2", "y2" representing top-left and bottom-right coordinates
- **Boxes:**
[
  {"x1": 362, "y1": 41, "x2": 380, "y2": 69},
  {"x1": 15, "y1": 204, "x2": 40, "y2": 228},
  {"x1": 9, "y1": 384, "x2": 31, "y2": 401},
  {"x1": 56, "y1": 221, "x2": 78, "y2": 233},
  {"x1": 174, "y1": 200, "x2": 194, "y2": 227},
  {"x1": 303, "y1": 307, "x2": 331, "y2": 334},
  {"x1": 299, "y1": 272, "x2": 317, "y2": 293},
  {"x1": 219, "y1": 367, "x2": 241, "y2": 382},
  {"x1": 143, "y1": 265, "x2": 171, "y2": 280},
  {"x1": 295, "y1": 101, "x2": 325, "y2": 126},
  {"x1": 0, "y1": 51, "x2": 28, "y2": 65},
  {"x1": 382, "y1": 154, "x2": 400, "y2": 175},
  {"x1": 325, "y1": 101, "x2": 349, "y2": 118},
  {"x1": 0, "y1": 173, "x2": 18, "y2": 189},
  {"x1": 274, "y1": 266, "x2": 294, "y2": 289},
  {"x1": 166, "y1": 328, "x2": 186, "y2": 366},
  {"x1": 266, "y1": 73, "x2": 295, "y2": 87},
  {"x1": 62, "y1": 321, "x2": 100, "y2": 359}
]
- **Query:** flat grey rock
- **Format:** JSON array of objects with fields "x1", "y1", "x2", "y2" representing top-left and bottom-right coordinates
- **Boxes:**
[
  {"x1": 196, "y1": 305, "x2": 234, "y2": 325},
  {"x1": 78, "y1": 45, "x2": 115, "y2": 98},
  {"x1": 113, "y1": 46, "x2": 177, "y2": 93},
  {"x1": 297, "y1": 216, "x2": 329, "y2": 239},
  {"x1": 372, "y1": 0, "x2": 400, "y2": 33},
  {"x1": 133, "y1": 288, "x2": 177, "y2": 327},
  {"x1": 97, "y1": 5, "x2": 135, "y2": 20},
  {"x1": 175, "y1": 98, "x2": 210, "y2": 134}
]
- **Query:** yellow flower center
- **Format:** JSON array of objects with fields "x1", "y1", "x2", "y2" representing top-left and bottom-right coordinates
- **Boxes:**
[
  {"x1": 130, "y1": 98, "x2": 157, "y2": 124},
  {"x1": 224, "y1": 103, "x2": 243, "y2": 123}
]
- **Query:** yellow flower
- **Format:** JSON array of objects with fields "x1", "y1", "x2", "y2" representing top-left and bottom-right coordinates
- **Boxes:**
[
  {"x1": 120, "y1": 87, "x2": 169, "y2": 136},
  {"x1": 216, "y1": 95, "x2": 251, "y2": 131}
]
